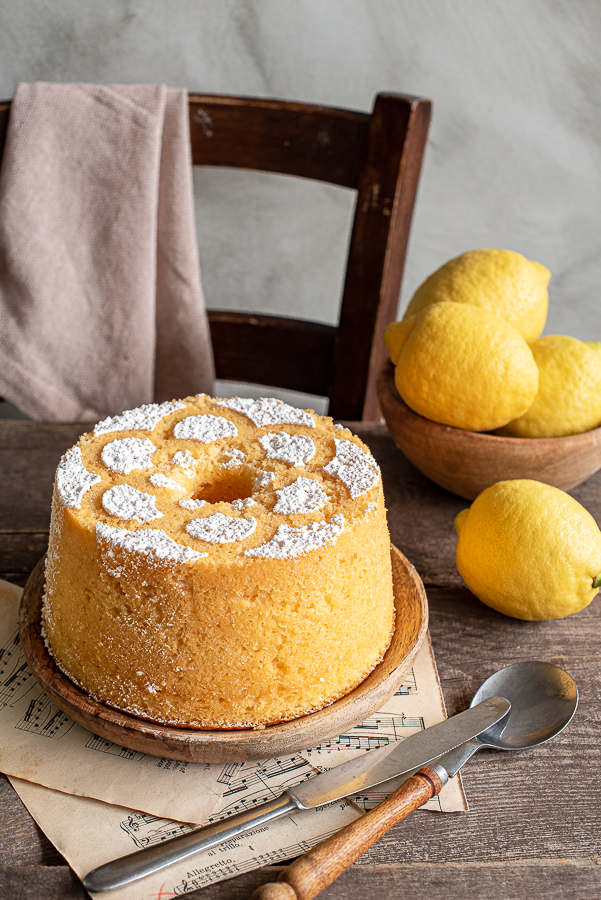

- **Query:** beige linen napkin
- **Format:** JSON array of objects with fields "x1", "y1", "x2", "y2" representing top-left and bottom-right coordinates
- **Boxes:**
[{"x1": 0, "y1": 82, "x2": 214, "y2": 421}]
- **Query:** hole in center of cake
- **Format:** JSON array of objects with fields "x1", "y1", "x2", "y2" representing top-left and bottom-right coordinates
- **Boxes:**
[{"x1": 194, "y1": 471, "x2": 254, "y2": 505}]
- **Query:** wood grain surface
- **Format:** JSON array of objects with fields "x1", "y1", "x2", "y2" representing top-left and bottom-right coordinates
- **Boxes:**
[{"x1": 1, "y1": 420, "x2": 600, "y2": 899}]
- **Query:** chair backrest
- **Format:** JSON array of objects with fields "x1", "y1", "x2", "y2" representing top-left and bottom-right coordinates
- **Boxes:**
[{"x1": 0, "y1": 92, "x2": 431, "y2": 420}]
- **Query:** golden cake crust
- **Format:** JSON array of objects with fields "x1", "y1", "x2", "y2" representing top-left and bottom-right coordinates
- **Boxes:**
[{"x1": 42, "y1": 395, "x2": 395, "y2": 728}]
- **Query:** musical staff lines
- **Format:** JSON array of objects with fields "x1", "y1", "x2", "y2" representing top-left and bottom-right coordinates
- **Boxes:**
[
  {"x1": 171, "y1": 829, "x2": 342, "y2": 894},
  {"x1": 15, "y1": 694, "x2": 74, "y2": 738},
  {"x1": 302, "y1": 712, "x2": 425, "y2": 760},
  {"x1": 211, "y1": 755, "x2": 317, "y2": 820},
  {"x1": 395, "y1": 667, "x2": 417, "y2": 695},
  {"x1": 0, "y1": 629, "x2": 35, "y2": 707},
  {"x1": 120, "y1": 812, "x2": 194, "y2": 849},
  {"x1": 84, "y1": 734, "x2": 147, "y2": 761}
]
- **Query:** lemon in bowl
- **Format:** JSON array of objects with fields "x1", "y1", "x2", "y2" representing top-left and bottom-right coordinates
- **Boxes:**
[
  {"x1": 386, "y1": 301, "x2": 539, "y2": 432},
  {"x1": 499, "y1": 335, "x2": 601, "y2": 438},
  {"x1": 404, "y1": 248, "x2": 550, "y2": 343}
]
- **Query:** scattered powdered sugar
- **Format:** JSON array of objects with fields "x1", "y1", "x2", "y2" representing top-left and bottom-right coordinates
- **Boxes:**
[
  {"x1": 100, "y1": 438, "x2": 156, "y2": 475},
  {"x1": 102, "y1": 485, "x2": 164, "y2": 523},
  {"x1": 97, "y1": 522, "x2": 206, "y2": 565},
  {"x1": 173, "y1": 414, "x2": 237, "y2": 443},
  {"x1": 173, "y1": 450, "x2": 195, "y2": 477},
  {"x1": 231, "y1": 498, "x2": 256, "y2": 511},
  {"x1": 254, "y1": 471, "x2": 275, "y2": 489},
  {"x1": 186, "y1": 513, "x2": 257, "y2": 544},
  {"x1": 149, "y1": 474, "x2": 181, "y2": 489},
  {"x1": 94, "y1": 401, "x2": 185, "y2": 436},
  {"x1": 56, "y1": 447, "x2": 101, "y2": 509},
  {"x1": 245, "y1": 514, "x2": 344, "y2": 559},
  {"x1": 259, "y1": 432, "x2": 316, "y2": 466},
  {"x1": 217, "y1": 397, "x2": 315, "y2": 428},
  {"x1": 179, "y1": 498, "x2": 208, "y2": 510},
  {"x1": 222, "y1": 448, "x2": 245, "y2": 468},
  {"x1": 273, "y1": 477, "x2": 327, "y2": 515},
  {"x1": 323, "y1": 439, "x2": 380, "y2": 499}
]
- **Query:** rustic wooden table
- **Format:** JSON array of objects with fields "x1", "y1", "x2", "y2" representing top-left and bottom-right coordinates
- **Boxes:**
[{"x1": 1, "y1": 420, "x2": 599, "y2": 899}]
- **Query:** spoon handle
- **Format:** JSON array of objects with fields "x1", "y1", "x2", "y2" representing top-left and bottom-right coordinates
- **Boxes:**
[{"x1": 250, "y1": 767, "x2": 444, "y2": 900}]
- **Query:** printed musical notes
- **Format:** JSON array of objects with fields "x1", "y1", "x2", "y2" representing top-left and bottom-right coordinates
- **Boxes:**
[{"x1": 16, "y1": 694, "x2": 74, "y2": 738}]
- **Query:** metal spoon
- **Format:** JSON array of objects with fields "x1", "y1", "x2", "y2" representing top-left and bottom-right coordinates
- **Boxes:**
[
  {"x1": 252, "y1": 661, "x2": 578, "y2": 900},
  {"x1": 433, "y1": 659, "x2": 579, "y2": 772}
]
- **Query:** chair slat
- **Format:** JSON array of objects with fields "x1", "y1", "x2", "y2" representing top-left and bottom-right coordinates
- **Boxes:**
[
  {"x1": 189, "y1": 95, "x2": 369, "y2": 189},
  {"x1": 208, "y1": 311, "x2": 336, "y2": 397}
]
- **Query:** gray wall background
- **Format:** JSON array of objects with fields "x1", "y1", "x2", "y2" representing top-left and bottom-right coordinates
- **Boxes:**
[{"x1": 1, "y1": 0, "x2": 600, "y2": 411}]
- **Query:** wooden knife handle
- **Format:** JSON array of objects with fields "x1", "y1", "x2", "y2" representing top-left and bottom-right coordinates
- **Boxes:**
[{"x1": 250, "y1": 767, "x2": 443, "y2": 900}]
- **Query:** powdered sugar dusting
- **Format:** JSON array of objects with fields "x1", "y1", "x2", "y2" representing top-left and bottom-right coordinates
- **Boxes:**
[
  {"x1": 149, "y1": 474, "x2": 181, "y2": 489},
  {"x1": 173, "y1": 450, "x2": 195, "y2": 477},
  {"x1": 259, "y1": 432, "x2": 315, "y2": 466},
  {"x1": 324, "y1": 439, "x2": 380, "y2": 499},
  {"x1": 222, "y1": 448, "x2": 245, "y2": 468},
  {"x1": 173, "y1": 415, "x2": 237, "y2": 443},
  {"x1": 254, "y1": 471, "x2": 274, "y2": 489},
  {"x1": 102, "y1": 485, "x2": 163, "y2": 523},
  {"x1": 97, "y1": 522, "x2": 206, "y2": 565},
  {"x1": 186, "y1": 513, "x2": 257, "y2": 544},
  {"x1": 94, "y1": 401, "x2": 185, "y2": 435},
  {"x1": 101, "y1": 438, "x2": 156, "y2": 475},
  {"x1": 217, "y1": 397, "x2": 315, "y2": 427},
  {"x1": 179, "y1": 498, "x2": 208, "y2": 510},
  {"x1": 245, "y1": 514, "x2": 344, "y2": 559},
  {"x1": 274, "y1": 477, "x2": 327, "y2": 515},
  {"x1": 231, "y1": 498, "x2": 256, "y2": 511},
  {"x1": 56, "y1": 447, "x2": 101, "y2": 509}
]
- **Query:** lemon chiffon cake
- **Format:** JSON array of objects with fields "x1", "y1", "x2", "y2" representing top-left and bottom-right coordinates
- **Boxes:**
[{"x1": 42, "y1": 395, "x2": 395, "y2": 728}]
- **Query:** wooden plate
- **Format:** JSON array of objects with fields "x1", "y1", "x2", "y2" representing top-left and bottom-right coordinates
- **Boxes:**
[
  {"x1": 19, "y1": 546, "x2": 427, "y2": 763},
  {"x1": 378, "y1": 360, "x2": 601, "y2": 500}
]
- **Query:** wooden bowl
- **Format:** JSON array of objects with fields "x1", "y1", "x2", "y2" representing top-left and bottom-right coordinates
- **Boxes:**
[
  {"x1": 19, "y1": 546, "x2": 427, "y2": 763},
  {"x1": 377, "y1": 360, "x2": 601, "y2": 501}
]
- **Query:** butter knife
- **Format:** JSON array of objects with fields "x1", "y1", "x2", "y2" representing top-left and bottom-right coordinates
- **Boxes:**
[{"x1": 83, "y1": 696, "x2": 510, "y2": 892}]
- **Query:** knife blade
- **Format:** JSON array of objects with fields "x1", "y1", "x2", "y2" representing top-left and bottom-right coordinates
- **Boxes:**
[{"x1": 83, "y1": 696, "x2": 510, "y2": 893}]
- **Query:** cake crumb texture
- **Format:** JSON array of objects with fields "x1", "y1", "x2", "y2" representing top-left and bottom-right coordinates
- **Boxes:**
[{"x1": 43, "y1": 394, "x2": 395, "y2": 728}]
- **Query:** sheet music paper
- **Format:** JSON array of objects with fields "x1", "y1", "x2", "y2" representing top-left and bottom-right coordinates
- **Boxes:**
[{"x1": 1, "y1": 577, "x2": 467, "y2": 897}]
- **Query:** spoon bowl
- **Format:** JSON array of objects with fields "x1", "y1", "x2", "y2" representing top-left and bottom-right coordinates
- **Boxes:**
[{"x1": 470, "y1": 660, "x2": 578, "y2": 751}]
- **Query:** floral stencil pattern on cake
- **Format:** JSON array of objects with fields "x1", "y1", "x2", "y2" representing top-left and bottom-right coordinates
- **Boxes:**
[
  {"x1": 217, "y1": 397, "x2": 315, "y2": 427},
  {"x1": 245, "y1": 515, "x2": 344, "y2": 559},
  {"x1": 259, "y1": 432, "x2": 316, "y2": 466},
  {"x1": 186, "y1": 513, "x2": 257, "y2": 543},
  {"x1": 94, "y1": 400, "x2": 185, "y2": 436},
  {"x1": 102, "y1": 485, "x2": 163, "y2": 523},
  {"x1": 56, "y1": 447, "x2": 101, "y2": 509},
  {"x1": 324, "y1": 439, "x2": 380, "y2": 499},
  {"x1": 101, "y1": 438, "x2": 156, "y2": 475},
  {"x1": 273, "y1": 477, "x2": 327, "y2": 515},
  {"x1": 173, "y1": 414, "x2": 237, "y2": 442}
]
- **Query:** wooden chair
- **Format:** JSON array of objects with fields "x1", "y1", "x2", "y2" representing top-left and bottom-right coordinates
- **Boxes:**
[{"x1": 0, "y1": 92, "x2": 431, "y2": 421}]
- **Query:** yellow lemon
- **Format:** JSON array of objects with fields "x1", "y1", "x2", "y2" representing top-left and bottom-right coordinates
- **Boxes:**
[
  {"x1": 384, "y1": 319, "x2": 414, "y2": 365},
  {"x1": 455, "y1": 480, "x2": 601, "y2": 620},
  {"x1": 393, "y1": 301, "x2": 539, "y2": 431},
  {"x1": 404, "y1": 249, "x2": 550, "y2": 343},
  {"x1": 499, "y1": 335, "x2": 601, "y2": 438}
]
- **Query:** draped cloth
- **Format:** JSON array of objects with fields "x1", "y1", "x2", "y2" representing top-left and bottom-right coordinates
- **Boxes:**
[{"x1": 0, "y1": 82, "x2": 214, "y2": 421}]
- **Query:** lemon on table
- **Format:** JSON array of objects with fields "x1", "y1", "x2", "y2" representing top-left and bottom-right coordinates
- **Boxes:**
[
  {"x1": 404, "y1": 249, "x2": 550, "y2": 343},
  {"x1": 499, "y1": 335, "x2": 601, "y2": 438},
  {"x1": 455, "y1": 480, "x2": 601, "y2": 620},
  {"x1": 392, "y1": 301, "x2": 539, "y2": 431}
]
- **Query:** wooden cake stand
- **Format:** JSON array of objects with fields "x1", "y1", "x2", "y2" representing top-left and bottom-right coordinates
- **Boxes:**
[{"x1": 19, "y1": 545, "x2": 428, "y2": 763}]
